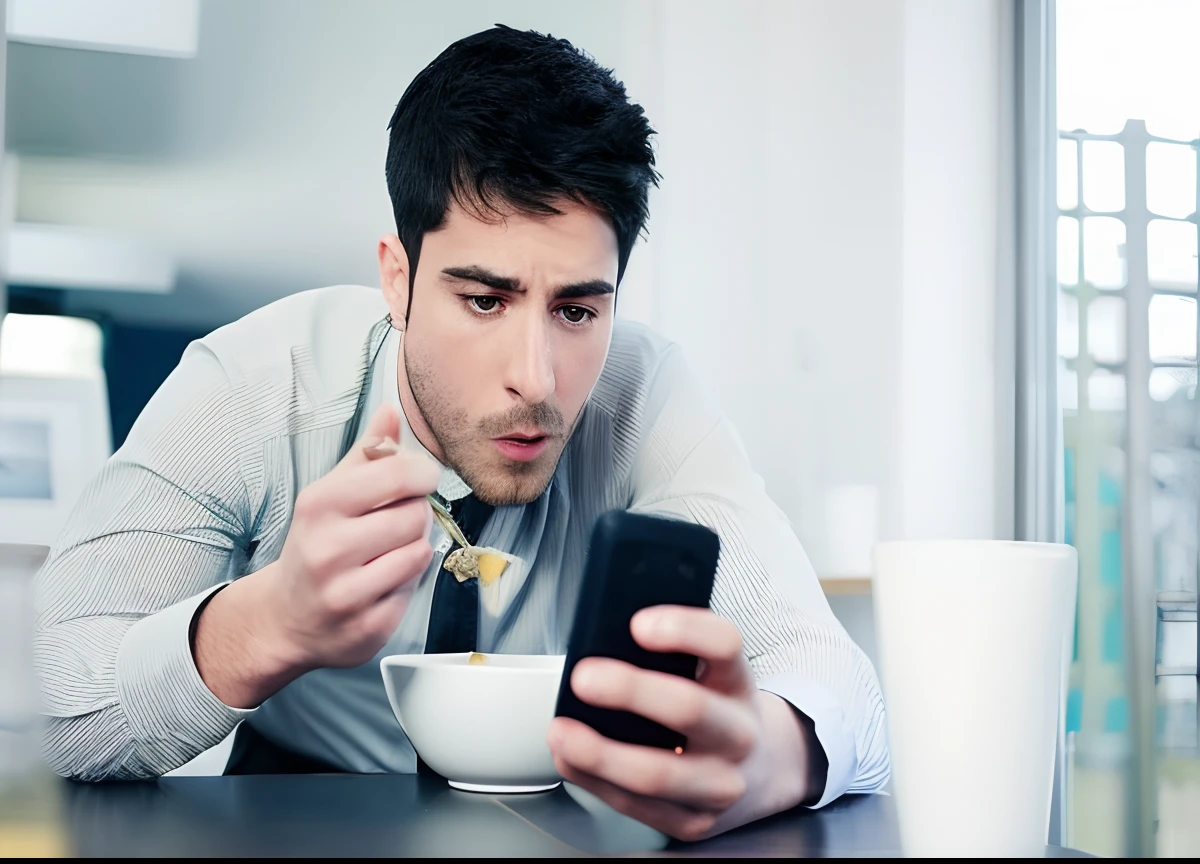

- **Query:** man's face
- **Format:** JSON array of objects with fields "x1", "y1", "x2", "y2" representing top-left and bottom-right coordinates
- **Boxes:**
[{"x1": 379, "y1": 199, "x2": 618, "y2": 506}]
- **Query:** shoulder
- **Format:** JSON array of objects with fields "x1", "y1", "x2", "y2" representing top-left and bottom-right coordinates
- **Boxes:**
[
  {"x1": 195, "y1": 285, "x2": 388, "y2": 399},
  {"x1": 590, "y1": 318, "x2": 721, "y2": 428},
  {"x1": 589, "y1": 318, "x2": 676, "y2": 417},
  {"x1": 574, "y1": 319, "x2": 723, "y2": 477}
]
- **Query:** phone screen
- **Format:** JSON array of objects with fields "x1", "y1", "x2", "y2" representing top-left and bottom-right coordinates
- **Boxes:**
[{"x1": 555, "y1": 511, "x2": 719, "y2": 750}]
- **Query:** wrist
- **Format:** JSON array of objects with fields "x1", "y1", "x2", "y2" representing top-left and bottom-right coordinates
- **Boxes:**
[
  {"x1": 244, "y1": 560, "x2": 316, "y2": 675},
  {"x1": 756, "y1": 690, "x2": 822, "y2": 812},
  {"x1": 192, "y1": 562, "x2": 310, "y2": 708}
]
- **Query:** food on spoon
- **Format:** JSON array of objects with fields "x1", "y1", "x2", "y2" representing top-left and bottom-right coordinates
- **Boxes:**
[
  {"x1": 474, "y1": 551, "x2": 510, "y2": 586},
  {"x1": 362, "y1": 443, "x2": 520, "y2": 589},
  {"x1": 443, "y1": 546, "x2": 512, "y2": 585},
  {"x1": 468, "y1": 652, "x2": 487, "y2": 666},
  {"x1": 428, "y1": 495, "x2": 515, "y2": 586}
]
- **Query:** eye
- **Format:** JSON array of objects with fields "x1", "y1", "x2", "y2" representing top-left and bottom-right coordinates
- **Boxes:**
[
  {"x1": 468, "y1": 296, "x2": 502, "y2": 314},
  {"x1": 558, "y1": 305, "x2": 593, "y2": 325}
]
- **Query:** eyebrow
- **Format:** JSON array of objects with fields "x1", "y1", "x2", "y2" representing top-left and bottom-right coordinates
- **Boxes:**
[
  {"x1": 441, "y1": 265, "x2": 519, "y2": 292},
  {"x1": 554, "y1": 280, "x2": 615, "y2": 300},
  {"x1": 441, "y1": 266, "x2": 615, "y2": 300}
]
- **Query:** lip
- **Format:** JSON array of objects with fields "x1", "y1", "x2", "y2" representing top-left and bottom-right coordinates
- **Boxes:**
[{"x1": 492, "y1": 435, "x2": 551, "y2": 463}]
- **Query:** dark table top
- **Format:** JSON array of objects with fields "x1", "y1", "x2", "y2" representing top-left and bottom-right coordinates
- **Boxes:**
[{"x1": 58, "y1": 774, "x2": 1090, "y2": 857}]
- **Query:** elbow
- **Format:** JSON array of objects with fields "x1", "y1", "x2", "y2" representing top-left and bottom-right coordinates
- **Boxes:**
[
  {"x1": 850, "y1": 711, "x2": 892, "y2": 795},
  {"x1": 40, "y1": 716, "x2": 156, "y2": 783}
]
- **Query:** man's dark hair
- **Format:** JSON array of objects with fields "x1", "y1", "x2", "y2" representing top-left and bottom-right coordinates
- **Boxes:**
[{"x1": 385, "y1": 25, "x2": 658, "y2": 306}]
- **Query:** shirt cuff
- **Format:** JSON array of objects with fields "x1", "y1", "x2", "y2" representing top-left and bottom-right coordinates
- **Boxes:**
[
  {"x1": 115, "y1": 583, "x2": 255, "y2": 776},
  {"x1": 758, "y1": 673, "x2": 857, "y2": 809}
]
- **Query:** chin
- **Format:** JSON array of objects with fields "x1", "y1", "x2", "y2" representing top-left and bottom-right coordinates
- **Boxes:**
[
  {"x1": 470, "y1": 474, "x2": 554, "y2": 508},
  {"x1": 460, "y1": 456, "x2": 559, "y2": 507}
]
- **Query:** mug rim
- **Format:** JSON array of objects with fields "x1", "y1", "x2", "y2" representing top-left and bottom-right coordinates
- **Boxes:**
[{"x1": 874, "y1": 539, "x2": 1075, "y2": 558}]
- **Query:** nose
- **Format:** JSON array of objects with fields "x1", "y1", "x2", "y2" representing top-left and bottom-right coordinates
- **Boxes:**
[{"x1": 502, "y1": 310, "x2": 556, "y2": 406}]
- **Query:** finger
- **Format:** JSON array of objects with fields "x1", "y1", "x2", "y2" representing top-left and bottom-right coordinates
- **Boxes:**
[
  {"x1": 547, "y1": 716, "x2": 747, "y2": 813},
  {"x1": 350, "y1": 581, "x2": 416, "y2": 651},
  {"x1": 569, "y1": 658, "x2": 757, "y2": 759},
  {"x1": 335, "y1": 497, "x2": 433, "y2": 567},
  {"x1": 556, "y1": 766, "x2": 718, "y2": 843},
  {"x1": 346, "y1": 403, "x2": 401, "y2": 466},
  {"x1": 317, "y1": 451, "x2": 441, "y2": 516},
  {"x1": 338, "y1": 535, "x2": 435, "y2": 608},
  {"x1": 630, "y1": 606, "x2": 754, "y2": 696}
]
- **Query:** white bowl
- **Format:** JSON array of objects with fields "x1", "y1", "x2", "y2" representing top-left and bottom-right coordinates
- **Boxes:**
[{"x1": 380, "y1": 653, "x2": 566, "y2": 793}]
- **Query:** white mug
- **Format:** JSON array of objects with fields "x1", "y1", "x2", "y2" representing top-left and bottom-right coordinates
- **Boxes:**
[{"x1": 873, "y1": 540, "x2": 1077, "y2": 857}]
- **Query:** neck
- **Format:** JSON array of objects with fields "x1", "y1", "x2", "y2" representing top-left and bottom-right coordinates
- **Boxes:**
[{"x1": 395, "y1": 330, "x2": 446, "y2": 464}]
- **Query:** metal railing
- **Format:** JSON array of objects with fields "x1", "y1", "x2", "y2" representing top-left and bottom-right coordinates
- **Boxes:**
[{"x1": 1059, "y1": 118, "x2": 1199, "y2": 856}]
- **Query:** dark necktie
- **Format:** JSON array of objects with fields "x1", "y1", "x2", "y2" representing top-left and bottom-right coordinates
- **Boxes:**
[
  {"x1": 418, "y1": 492, "x2": 493, "y2": 781},
  {"x1": 423, "y1": 492, "x2": 494, "y2": 653}
]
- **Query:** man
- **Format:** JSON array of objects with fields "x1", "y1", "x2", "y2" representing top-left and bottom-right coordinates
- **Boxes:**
[{"x1": 34, "y1": 26, "x2": 888, "y2": 841}]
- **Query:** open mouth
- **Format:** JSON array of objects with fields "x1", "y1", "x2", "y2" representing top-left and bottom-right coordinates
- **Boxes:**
[{"x1": 492, "y1": 433, "x2": 550, "y2": 462}]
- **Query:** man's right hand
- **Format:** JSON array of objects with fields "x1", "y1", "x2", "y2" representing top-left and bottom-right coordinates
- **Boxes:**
[{"x1": 193, "y1": 403, "x2": 441, "y2": 709}]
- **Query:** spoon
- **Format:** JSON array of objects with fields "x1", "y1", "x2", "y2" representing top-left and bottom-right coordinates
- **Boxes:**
[{"x1": 361, "y1": 435, "x2": 516, "y2": 585}]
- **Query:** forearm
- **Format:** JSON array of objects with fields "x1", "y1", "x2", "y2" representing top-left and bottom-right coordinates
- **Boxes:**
[
  {"x1": 35, "y1": 584, "x2": 254, "y2": 781},
  {"x1": 192, "y1": 562, "x2": 310, "y2": 709}
]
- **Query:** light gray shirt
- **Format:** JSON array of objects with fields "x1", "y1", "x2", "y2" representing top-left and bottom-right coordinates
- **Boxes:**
[{"x1": 33, "y1": 285, "x2": 889, "y2": 806}]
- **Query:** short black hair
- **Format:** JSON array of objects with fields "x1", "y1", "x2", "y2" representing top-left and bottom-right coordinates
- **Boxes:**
[{"x1": 385, "y1": 25, "x2": 658, "y2": 300}]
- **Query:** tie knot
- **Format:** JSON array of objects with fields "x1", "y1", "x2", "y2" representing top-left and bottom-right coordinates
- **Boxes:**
[{"x1": 450, "y1": 493, "x2": 495, "y2": 548}]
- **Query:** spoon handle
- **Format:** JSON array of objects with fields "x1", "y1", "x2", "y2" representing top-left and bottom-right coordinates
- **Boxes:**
[{"x1": 426, "y1": 495, "x2": 471, "y2": 549}]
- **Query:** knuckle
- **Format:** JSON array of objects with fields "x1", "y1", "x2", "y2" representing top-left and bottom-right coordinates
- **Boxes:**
[
  {"x1": 307, "y1": 545, "x2": 340, "y2": 576},
  {"x1": 635, "y1": 759, "x2": 674, "y2": 797},
  {"x1": 293, "y1": 489, "x2": 318, "y2": 521},
  {"x1": 728, "y1": 719, "x2": 757, "y2": 760},
  {"x1": 412, "y1": 538, "x2": 434, "y2": 567},
  {"x1": 676, "y1": 812, "x2": 718, "y2": 842},
  {"x1": 573, "y1": 741, "x2": 605, "y2": 774},
  {"x1": 677, "y1": 689, "x2": 709, "y2": 728},
  {"x1": 717, "y1": 618, "x2": 744, "y2": 659},
  {"x1": 296, "y1": 543, "x2": 325, "y2": 576},
  {"x1": 321, "y1": 584, "x2": 355, "y2": 618},
  {"x1": 713, "y1": 773, "x2": 747, "y2": 810},
  {"x1": 608, "y1": 665, "x2": 639, "y2": 704},
  {"x1": 720, "y1": 710, "x2": 758, "y2": 758}
]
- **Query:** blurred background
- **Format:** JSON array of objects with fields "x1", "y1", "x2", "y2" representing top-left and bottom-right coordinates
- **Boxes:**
[{"x1": 0, "y1": 0, "x2": 1197, "y2": 856}]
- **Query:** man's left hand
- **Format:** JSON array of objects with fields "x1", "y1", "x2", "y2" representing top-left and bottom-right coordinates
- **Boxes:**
[{"x1": 546, "y1": 606, "x2": 822, "y2": 841}]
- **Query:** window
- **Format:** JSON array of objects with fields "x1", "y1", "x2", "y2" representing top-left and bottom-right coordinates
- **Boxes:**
[{"x1": 1057, "y1": 0, "x2": 1199, "y2": 856}]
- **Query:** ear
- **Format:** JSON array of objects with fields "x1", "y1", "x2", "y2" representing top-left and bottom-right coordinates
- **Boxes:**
[{"x1": 377, "y1": 234, "x2": 411, "y2": 328}]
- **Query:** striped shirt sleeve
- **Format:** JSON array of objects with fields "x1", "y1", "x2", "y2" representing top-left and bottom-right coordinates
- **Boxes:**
[
  {"x1": 626, "y1": 344, "x2": 890, "y2": 804},
  {"x1": 33, "y1": 341, "x2": 256, "y2": 780}
]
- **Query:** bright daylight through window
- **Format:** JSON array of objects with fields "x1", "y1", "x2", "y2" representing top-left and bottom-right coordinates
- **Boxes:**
[{"x1": 1056, "y1": 0, "x2": 1200, "y2": 857}]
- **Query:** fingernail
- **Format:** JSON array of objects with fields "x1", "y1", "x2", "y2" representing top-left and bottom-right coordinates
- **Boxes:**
[
  {"x1": 362, "y1": 437, "x2": 400, "y2": 459},
  {"x1": 361, "y1": 436, "x2": 383, "y2": 450}
]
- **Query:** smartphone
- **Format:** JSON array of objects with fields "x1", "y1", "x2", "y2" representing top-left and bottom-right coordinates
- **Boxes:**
[{"x1": 554, "y1": 510, "x2": 720, "y2": 751}]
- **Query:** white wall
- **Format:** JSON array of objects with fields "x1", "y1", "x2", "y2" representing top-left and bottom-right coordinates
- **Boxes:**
[
  {"x1": 11, "y1": 0, "x2": 646, "y2": 325},
  {"x1": 898, "y1": 0, "x2": 1008, "y2": 543},
  {"x1": 9, "y1": 0, "x2": 1012, "y2": 566},
  {"x1": 623, "y1": 0, "x2": 908, "y2": 571},
  {"x1": 7, "y1": 0, "x2": 199, "y2": 56}
]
